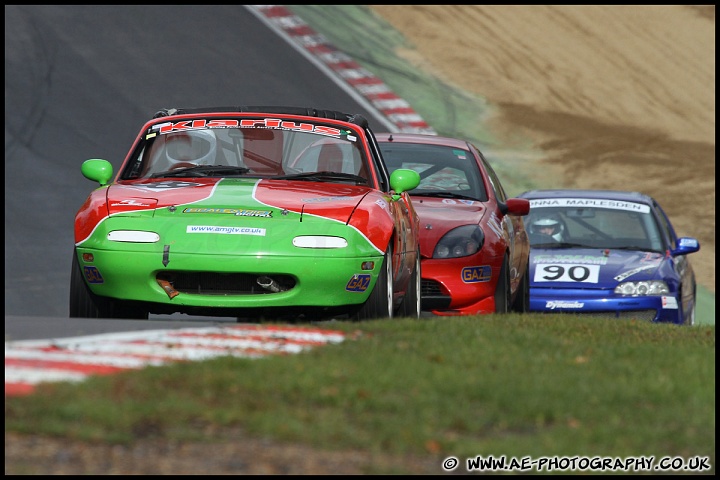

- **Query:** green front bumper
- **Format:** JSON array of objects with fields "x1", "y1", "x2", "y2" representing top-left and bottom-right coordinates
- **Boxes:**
[{"x1": 77, "y1": 248, "x2": 383, "y2": 309}]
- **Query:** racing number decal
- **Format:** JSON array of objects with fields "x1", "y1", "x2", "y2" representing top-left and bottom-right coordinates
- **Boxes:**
[{"x1": 534, "y1": 264, "x2": 600, "y2": 283}]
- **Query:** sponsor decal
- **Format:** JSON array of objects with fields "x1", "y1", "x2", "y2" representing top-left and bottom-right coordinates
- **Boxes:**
[
  {"x1": 111, "y1": 199, "x2": 152, "y2": 207},
  {"x1": 153, "y1": 119, "x2": 343, "y2": 138},
  {"x1": 186, "y1": 226, "x2": 266, "y2": 236},
  {"x1": 135, "y1": 181, "x2": 203, "y2": 190},
  {"x1": 301, "y1": 196, "x2": 354, "y2": 203},
  {"x1": 346, "y1": 274, "x2": 371, "y2": 292},
  {"x1": 529, "y1": 198, "x2": 650, "y2": 213},
  {"x1": 533, "y1": 254, "x2": 608, "y2": 265},
  {"x1": 678, "y1": 238, "x2": 699, "y2": 248},
  {"x1": 546, "y1": 300, "x2": 584, "y2": 309},
  {"x1": 83, "y1": 266, "x2": 104, "y2": 284},
  {"x1": 375, "y1": 199, "x2": 388, "y2": 209},
  {"x1": 452, "y1": 149, "x2": 467, "y2": 159},
  {"x1": 183, "y1": 208, "x2": 272, "y2": 217},
  {"x1": 534, "y1": 264, "x2": 600, "y2": 283},
  {"x1": 462, "y1": 266, "x2": 492, "y2": 283},
  {"x1": 458, "y1": 200, "x2": 476, "y2": 205},
  {"x1": 640, "y1": 252, "x2": 663, "y2": 262},
  {"x1": 661, "y1": 296, "x2": 679, "y2": 309},
  {"x1": 442, "y1": 199, "x2": 457, "y2": 205},
  {"x1": 613, "y1": 264, "x2": 656, "y2": 282}
]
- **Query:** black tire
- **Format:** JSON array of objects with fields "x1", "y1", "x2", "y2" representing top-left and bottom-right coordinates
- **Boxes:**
[
  {"x1": 494, "y1": 255, "x2": 511, "y2": 314},
  {"x1": 69, "y1": 249, "x2": 148, "y2": 319},
  {"x1": 353, "y1": 245, "x2": 394, "y2": 321},
  {"x1": 685, "y1": 300, "x2": 696, "y2": 326},
  {"x1": 70, "y1": 249, "x2": 110, "y2": 318},
  {"x1": 511, "y1": 260, "x2": 530, "y2": 313},
  {"x1": 683, "y1": 287, "x2": 696, "y2": 326},
  {"x1": 398, "y1": 249, "x2": 421, "y2": 318}
]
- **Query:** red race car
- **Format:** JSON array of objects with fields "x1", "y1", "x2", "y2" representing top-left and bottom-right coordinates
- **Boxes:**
[{"x1": 377, "y1": 133, "x2": 530, "y2": 315}]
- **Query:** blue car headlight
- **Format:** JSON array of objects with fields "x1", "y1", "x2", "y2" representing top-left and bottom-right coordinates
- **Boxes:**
[
  {"x1": 614, "y1": 280, "x2": 669, "y2": 296},
  {"x1": 433, "y1": 225, "x2": 485, "y2": 259}
]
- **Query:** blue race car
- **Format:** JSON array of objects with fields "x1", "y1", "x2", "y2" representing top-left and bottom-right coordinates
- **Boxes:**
[{"x1": 518, "y1": 189, "x2": 700, "y2": 325}]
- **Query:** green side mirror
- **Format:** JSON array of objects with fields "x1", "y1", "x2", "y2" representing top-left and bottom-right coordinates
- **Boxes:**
[
  {"x1": 389, "y1": 168, "x2": 421, "y2": 198},
  {"x1": 81, "y1": 159, "x2": 114, "y2": 186}
]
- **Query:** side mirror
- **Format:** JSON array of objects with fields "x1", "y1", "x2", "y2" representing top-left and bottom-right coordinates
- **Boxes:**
[
  {"x1": 389, "y1": 168, "x2": 421, "y2": 201},
  {"x1": 499, "y1": 198, "x2": 530, "y2": 216},
  {"x1": 670, "y1": 237, "x2": 700, "y2": 256},
  {"x1": 81, "y1": 159, "x2": 114, "y2": 186}
]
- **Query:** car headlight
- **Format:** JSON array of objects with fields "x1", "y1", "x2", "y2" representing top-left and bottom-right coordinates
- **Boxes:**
[
  {"x1": 614, "y1": 280, "x2": 669, "y2": 296},
  {"x1": 433, "y1": 225, "x2": 484, "y2": 259}
]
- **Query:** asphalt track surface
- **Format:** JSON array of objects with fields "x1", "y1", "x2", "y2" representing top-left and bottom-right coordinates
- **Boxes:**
[{"x1": 5, "y1": 5, "x2": 414, "y2": 341}]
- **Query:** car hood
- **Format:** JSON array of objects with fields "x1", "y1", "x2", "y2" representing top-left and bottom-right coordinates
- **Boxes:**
[
  {"x1": 530, "y1": 247, "x2": 666, "y2": 288},
  {"x1": 106, "y1": 178, "x2": 370, "y2": 222},
  {"x1": 411, "y1": 196, "x2": 486, "y2": 245},
  {"x1": 75, "y1": 177, "x2": 397, "y2": 254}
]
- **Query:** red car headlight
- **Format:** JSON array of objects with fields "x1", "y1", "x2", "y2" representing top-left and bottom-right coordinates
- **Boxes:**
[{"x1": 433, "y1": 225, "x2": 484, "y2": 259}]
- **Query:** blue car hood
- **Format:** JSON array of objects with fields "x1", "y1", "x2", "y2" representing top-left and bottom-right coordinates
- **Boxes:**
[{"x1": 530, "y1": 248, "x2": 665, "y2": 288}]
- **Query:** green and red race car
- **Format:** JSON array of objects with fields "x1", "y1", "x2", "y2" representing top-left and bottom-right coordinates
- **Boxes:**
[{"x1": 71, "y1": 106, "x2": 421, "y2": 321}]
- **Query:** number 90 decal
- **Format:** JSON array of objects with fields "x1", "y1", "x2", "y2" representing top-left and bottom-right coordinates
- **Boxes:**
[{"x1": 534, "y1": 264, "x2": 600, "y2": 283}]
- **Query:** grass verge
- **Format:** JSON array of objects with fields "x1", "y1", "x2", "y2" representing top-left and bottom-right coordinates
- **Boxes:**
[{"x1": 5, "y1": 315, "x2": 715, "y2": 473}]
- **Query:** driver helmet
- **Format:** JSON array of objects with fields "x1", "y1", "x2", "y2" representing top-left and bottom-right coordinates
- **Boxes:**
[
  {"x1": 164, "y1": 129, "x2": 217, "y2": 166},
  {"x1": 530, "y1": 214, "x2": 564, "y2": 241}
]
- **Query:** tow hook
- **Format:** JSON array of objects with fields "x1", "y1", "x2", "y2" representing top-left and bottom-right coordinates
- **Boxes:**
[{"x1": 157, "y1": 278, "x2": 179, "y2": 299}]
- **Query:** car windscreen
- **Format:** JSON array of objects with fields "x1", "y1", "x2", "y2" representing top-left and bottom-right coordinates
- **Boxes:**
[
  {"x1": 121, "y1": 121, "x2": 369, "y2": 181},
  {"x1": 378, "y1": 143, "x2": 488, "y2": 201},
  {"x1": 526, "y1": 198, "x2": 664, "y2": 251}
]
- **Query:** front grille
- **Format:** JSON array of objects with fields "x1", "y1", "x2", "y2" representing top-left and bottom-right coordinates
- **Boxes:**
[
  {"x1": 156, "y1": 271, "x2": 296, "y2": 295},
  {"x1": 421, "y1": 279, "x2": 451, "y2": 310},
  {"x1": 421, "y1": 279, "x2": 444, "y2": 297}
]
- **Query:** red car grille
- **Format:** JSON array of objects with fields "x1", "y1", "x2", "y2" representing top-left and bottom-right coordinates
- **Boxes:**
[
  {"x1": 421, "y1": 279, "x2": 443, "y2": 297},
  {"x1": 421, "y1": 279, "x2": 451, "y2": 310}
]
